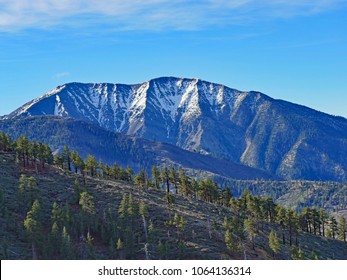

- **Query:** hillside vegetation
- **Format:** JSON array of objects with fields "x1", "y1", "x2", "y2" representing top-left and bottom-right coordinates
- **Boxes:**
[{"x1": 1, "y1": 144, "x2": 347, "y2": 259}]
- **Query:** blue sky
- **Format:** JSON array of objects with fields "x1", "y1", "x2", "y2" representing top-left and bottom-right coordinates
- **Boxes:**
[{"x1": 0, "y1": 0, "x2": 346, "y2": 117}]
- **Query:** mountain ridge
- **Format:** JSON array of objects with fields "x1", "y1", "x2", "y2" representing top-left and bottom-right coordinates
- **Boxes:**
[
  {"x1": 0, "y1": 115, "x2": 275, "y2": 181},
  {"x1": 3, "y1": 77, "x2": 347, "y2": 181}
]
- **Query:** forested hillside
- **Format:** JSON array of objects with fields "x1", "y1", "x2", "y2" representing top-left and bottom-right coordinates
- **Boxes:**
[{"x1": 1, "y1": 133, "x2": 347, "y2": 260}]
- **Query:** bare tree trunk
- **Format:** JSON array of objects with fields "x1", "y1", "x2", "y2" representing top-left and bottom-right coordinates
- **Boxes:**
[
  {"x1": 32, "y1": 242, "x2": 38, "y2": 260},
  {"x1": 142, "y1": 215, "x2": 148, "y2": 241}
]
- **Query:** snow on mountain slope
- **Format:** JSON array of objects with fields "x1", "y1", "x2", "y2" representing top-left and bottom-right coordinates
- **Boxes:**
[
  {"x1": 5, "y1": 76, "x2": 347, "y2": 182},
  {"x1": 5, "y1": 77, "x2": 247, "y2": 138}
]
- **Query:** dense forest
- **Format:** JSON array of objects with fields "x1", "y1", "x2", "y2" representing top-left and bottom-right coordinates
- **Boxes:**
[{"x1": 1, "y1": 132, "x2": 347, "y2": 260}]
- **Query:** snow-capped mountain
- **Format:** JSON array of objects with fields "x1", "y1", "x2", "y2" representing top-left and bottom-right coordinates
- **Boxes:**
[
  {"x1": 6, "y1": 77, "x2": 249, "y2": 140},
  {"x1": 5, "y1": 77, "x2": 347, "y2": 181}
]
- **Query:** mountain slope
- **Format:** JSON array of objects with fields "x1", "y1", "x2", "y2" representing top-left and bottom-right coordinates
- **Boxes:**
[
  {"x1": 4, "y1": 77, "x2": 347, "y2": 181},
  {"x1": 1, "y1": 152, "x2": 347, "y2": 260},
  {"x1": 0, "y1": 116, "x2": 274, "y2": 180}
]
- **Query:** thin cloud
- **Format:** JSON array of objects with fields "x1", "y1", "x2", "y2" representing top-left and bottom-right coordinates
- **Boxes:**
[
  {"x1": 0, "y1": 0, "x2": 346, "y2": 32},
  {"x1": 53, "y1": 72, "x2": 70, "y2": 79}
]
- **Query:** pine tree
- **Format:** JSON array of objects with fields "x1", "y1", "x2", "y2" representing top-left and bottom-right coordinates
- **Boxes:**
[
  {"x1": 84, "y1": 154, "x2": 97, "y2": 176},
  {"x1": 134, "y1": 169, "x2": 146, "y2": 189},
  {"x1": 268, "y1": 230, "x2": 280, "y2": 258},
  {"x1": 43, "y1": 143, "x2": 54, "y2": 168},
  {"x1": 0, "y1": 132, "x2": 13, "y2": 152},
  {"x1": 225, "y1": 229, "x2": 238, "y2": 254},
  {"x1": 15, "y1": 135, "x2": 29, "y2": 167},
  {"x1": 18, "y1": 175, "x2": 39, "y2": 214},
  {"x1": 61, "y1": 226, "x2": 73, "y2": 259},
  {"x1": 28, "y1": 140, "x2": 38, "y2": 173},
  {"x1": 319, "y1": 209, "x2": 328, "y2": 237},
  {"x1": 263, "y1": 196, "x2": 276, "y2": 222},
  {"x1": 151, "y1": 165, "x2": 160, "y2": 189},
  {"x1": 178, "y1": 168, "x2": 192, "y2": 197},
  {"x1": 244, "y1": 218, "x2": 257, "y2": 250},
  {"x1": 126, "y1": 166, "x2": 134, "y2": 182},
  {"x1": 71, "y1": 150, "x2": 84, "y2": 174},
  {"x1": 79, "y1": 192, "x2": 96, "y2": 233},
  {"x1": 285, "y1": 209, "x2": 295, "y2": 246},
  {"x1": 51, "y1": 202, "x2": 63, "y2": 228},
  {"x1": 221, "y1": 186, "x2": 232, "y2": 207},
  {"x1": 113, "y1": 163, "x2": 121, "y2": 180},
  {"x1": 73, "y1": 179, "x2": 82, "y2": 204},
  {"x1": 54, "y1": 152, "x2": 65, "y2": 169},
  {"x1": 50, "y1": 222, "x2": 60, "y2": 257},
  {"x1": 161, "y1": 165, "x2": 170, "y2": 197},
  {"x1": 117, "y1": 238, "x2": 124, "y2": 259},
  {"x1": 330, "y1": 217, "x2": 338, "y2": 239},
  {"x1": 24, "y1": 199, "x2": 42, "y2": 259},
  {"x1": 63, "y1": 145, "x2": 72, "y2": 172},
  {"x1": 289, "y1": 246, "x2": 304, "y2": 260},
  {"x1": 169, "y1": 167, "x2": 179, "y2": 194},
  {"x1": 338, "y1": 216, "x2": 347, "y2": 242},
  {"x1": 148, "y1": 220, "x2": 156, "y2": 243},
  {"x1": 276, "y1": 206, "x2": 286, "y2": 244}
]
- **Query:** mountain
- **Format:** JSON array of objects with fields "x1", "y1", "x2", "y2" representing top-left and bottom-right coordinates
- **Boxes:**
[
  {"x1": 4, "y1": 77, "x2": 347, "y2": 181},
  {"x1": 0, "y1": 116, "x2": 274, "y2": 181}
]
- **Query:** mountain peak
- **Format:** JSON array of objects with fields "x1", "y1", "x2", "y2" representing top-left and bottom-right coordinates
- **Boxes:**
[{"x1": 4, "y1": 77, "x2": 347, "y2": 182}]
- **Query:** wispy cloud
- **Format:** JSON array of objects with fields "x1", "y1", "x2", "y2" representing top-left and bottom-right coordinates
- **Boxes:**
[
  {"x1": 0, "y1": 0, "x2": 346, "y2": 32},
  {"x1": 53, "y1": 72, "x2": 70, "y2": 79}
]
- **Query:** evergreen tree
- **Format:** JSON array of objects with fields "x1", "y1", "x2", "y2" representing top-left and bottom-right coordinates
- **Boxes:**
[
  {"x1": 330, "y1": 217, "x2": 338, "y2": 239},
  {"x1": 263, "y1": 196, "x2": 276, "y2": 222},
  {"x1": 225, "y1": 229, "x2": 238, "y2": 254},
  {"x1": 79, "y1": 192, "x2": 96, "y2": 233},
  {"x1": 338, "y1": 216, "x2": 347, "y2": 242},
  {"x1": 51, "y1": 202, "x2": 63, "y2": 228},
  {"x1": 301, "y1": 207, "x2": 312, "y2": 233},
  {"x1": 126, "y1": 166, "x2": 134, "y2": 182},
  {"x1": 113, "y1": 163, "x2": 121, "y2": 180},
  {"x1": 15, "y1": 135, "x2": 30, "y2": 167},
  {"x1": 169, "y1": 167, "x2": 179, "y2": 194},
  {"x1": 0, "y1": 132, "x2": 13, "y2": 152},
  {"x1": 71, "y1": 150, "x2": 84, "y2": 174},
  {"x1": 151, "y1": 165, "x2": 160, "y2": 189},
  {"x1": 54, "y1": 152, "x2": 65, "y2": 169},
  {"x1": 178, "y1": 168, "x2": 192, "y2": 197},
  {"x1": 221, "y1": 186, "x2": 232, "y2": 207},
  {"x1": 285, "y1": 209, "x2": 295, "y2": 246},
  {"x1": 28, "y1": 140, "x2": 38, "y2": 172},
  {"x1": 289, "y1": 246, "x2": 304, "y2": 260},
  {"x1": 117, "y1": 238, "x2": 124, "y2": 259},
  {"x1": 73, "y1": 179, "x2": 82, "y2": 204},
  {"x1": 148, "y1": 220, "x2": 156, "y2": 243},
  {"x1": 276, "y1": 206, "x2": 286, "y2": 244},
  {"x1": 24, "y1": 199, "x2": 42, "y2": 259},
  {"x1": 319, "y1": 209, "x2": 328, "y2": 237},
  {"x1": 161, "y1": 165, "x2": 170, "y2": 196},
  {"x1": 84, "y1": 154, "x2": 97, "y2": 176},
  {"x1": 18, "y1": 175, "x2": 39, "y2": 214},
  {"x1": 63, "y1": 145, "x2": 72, "y2": 172},
  {"x1": 43, "y1": 143, "x2": 54, "y2": 168},
  {"x1": 268, "y1": 230, "x2": 280, "y2": 258},
  {"x1": 61, "y1": 226, "x2": 73, "y2": 259},
  {"x1": 244, "y1": 218, "x2": 257, "y2": 250},
  {"x1": 50, "y1": 222, "x2": 61, "y2": 257},
  {"x1": 134, "y1": 169, "x2": 146, "y2": 189}
]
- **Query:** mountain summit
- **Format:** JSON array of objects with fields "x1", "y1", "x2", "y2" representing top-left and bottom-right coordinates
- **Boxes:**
[{"x1": 4, "y1": 77, "x2": 347, "y2": 181}]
